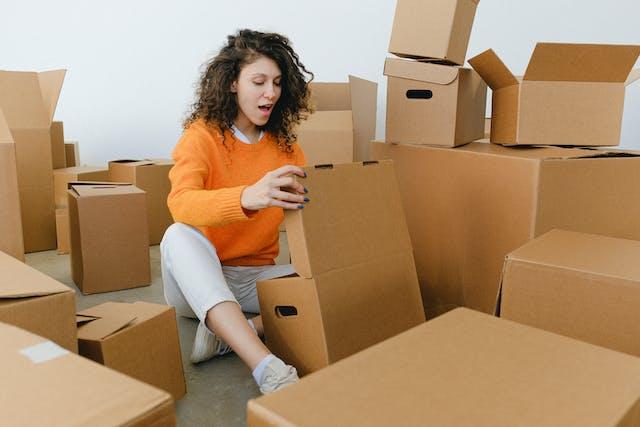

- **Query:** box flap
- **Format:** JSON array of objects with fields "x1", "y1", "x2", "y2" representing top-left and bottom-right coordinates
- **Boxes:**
[
  {"x1": 285, "y1": 160, "x2": 413, "y2": 278},
  {"x1": 76, "y1": 312, "x2": 137, "y2": 341},
  {"x1": 0, "y1": 71, "x2": 50, "y2": 129},
  {"x1": 625, "y1": 68, "x2": 640, "y2": 86},
  {"x1": 384, "y1": 58, "x2": 459, "y2": 85},
  {"x1": 459, "y1": 141, "x2": 640, "y2": 160},
  {"x1": 37, "y1": 69, "x2": 66, "y2": 124},
  {"x1": 524, "y1": 43, "x2": 640, "y2": 83},
  {"x1": 468, "y1": 49, "x2": 519, "y2": 90},
  {"x1": 0, "y1": 110, "x2": 13, "y2": 143},
  {"x1": 309, "y1": 82, "x2": 351, "y2": 111},
  {"x1": 0, "y1": 251, "x2": 71, "y2": 299},
  {"x1": 69, "y1": 182, "x2": 144, "y2": 197},
  {"x1": 348, "y1": 75, "x2": 377, "y2": 162},
  {"x1": 109, "y1": 159, "x2": 155, "y2": 167}
]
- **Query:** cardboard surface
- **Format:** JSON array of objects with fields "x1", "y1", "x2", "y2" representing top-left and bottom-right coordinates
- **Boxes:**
[
  {"x1": 64, "y1": 141, "x2": 79, "y2": 167},
  {"x1": 371, "y1": 141, "x2": 640, "y2": 317},
  {"x1": 53, "y1": 165, "x2": 109, "y2": 208},
  {"x1": 0, "y1": 127, "x2": 24, "y2": 261},
  {"x1": 0, "y1": 321, "x2": 175, "y2": 426},
  {"x1": 0, "y1": 70, "x2": 66, "y2": 252},
  {"x1": 388, "y1": 0, "x2": 479, "y2": 65},
  {"x1": 77, "y1": 301, "x2": 186, "y2": 400},
  {"x1": 499, "y1": 229, "x2": 640, "y2": 359},
  {"x1": 258, "y1": 161, "x2": 425, "y2": 375},
  {"x1": 0, "y1": 250, "x2": 77, "y2": 351},
  {"x1": 469, "y1": 43, "x2": 640, "y2": 146},
  {"x1": 50, "y1": 121, "x2": 66, "y2": 169},
  {"x1": 385, "y1": 58, "x2": 486, "y2": 146},
  {"x1": 68, "y1": 182, "x2": 151, "y2": 294},
  {"x1": 55, "y1": 207, "x2": 70, "y2": 254},
  {"x1": 108, "y1": 159, "x2": 174, "y2": 245},
  {"x1": 247, "y1": 308, "x2": 640, "y2": 427}
]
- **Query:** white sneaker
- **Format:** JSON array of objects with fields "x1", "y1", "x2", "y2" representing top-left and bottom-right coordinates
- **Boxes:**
[
  {"x1": 259, "y1": 358, "x2": 299, "y2": 394},
  {"x1": 190, "y1": 322, "x2": 233, "y2": 364}
]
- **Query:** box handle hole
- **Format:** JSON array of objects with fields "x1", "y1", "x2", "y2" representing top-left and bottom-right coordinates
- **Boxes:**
[
  {"x1": 275, "y1": 305, "x2": 298, "y2": 318},
  {"x1": 406, "y1": 89, "x2": 433, "y2": 100}
]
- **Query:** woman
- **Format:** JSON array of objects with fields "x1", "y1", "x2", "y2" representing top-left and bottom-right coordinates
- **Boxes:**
[{"x1": 160, "y1": 29, "x2": 312, "y2": 394}]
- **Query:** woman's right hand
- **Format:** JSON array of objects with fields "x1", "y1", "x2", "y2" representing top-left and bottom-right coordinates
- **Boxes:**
[{"x1": 241, "y1": 165, "x2": 308, "y2": 211}]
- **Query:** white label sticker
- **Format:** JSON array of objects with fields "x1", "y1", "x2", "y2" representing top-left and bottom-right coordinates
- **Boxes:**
[{"x1": 19, "y1": 341, "x2": 70, "y2": 364}]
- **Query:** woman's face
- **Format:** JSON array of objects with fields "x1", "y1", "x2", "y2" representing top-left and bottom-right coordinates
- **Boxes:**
[{"x1": 232, "y1": 55, "x2": 282, "y2": 128}]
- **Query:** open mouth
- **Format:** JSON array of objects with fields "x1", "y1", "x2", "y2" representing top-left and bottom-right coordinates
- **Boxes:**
[{"x1": 258, "y1": 104, "x2": 273, "y2": 114}]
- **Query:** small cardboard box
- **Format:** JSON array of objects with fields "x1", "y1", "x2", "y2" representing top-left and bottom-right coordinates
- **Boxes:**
[
  {"x1": 50, "y1": 121, "x2": 66, "y2": 169},
  {"x1": 109, "y1": 159, "x2": 174, "y2": 245},
  {"x1": 296, "y1": 76, "x2": 377, "y2": 164},
  {"x1": 0, "y1": 118, "x2": 24, "y2": 261},
  {"x1": 498, "y1": 229, "x2": 640, "y2": 359},
  {"x1": 384, "y1": 57, "x2": 486, "y2": 146},
  {"x1": 0, "y1": 322, "x2": 175, "y2": 426},
  {"x1": 53, "y1": 165, "x2": 109, "y2": 208},
  {"x1": 77, "y1": 301, "x2": 186, "y2": 401},
  {"x1": 257, "y1": 160, "x2": 425, "y2": 375},
  {"x1": 371, "y1": 141, "x2": 640, "y2": 317},
  {"x1": 247, "y1": 308, "x2": 640, "y2": 427},
  {"x1": 55, "y1": 207, "x2": 69, "y2": 254},
  {"x1": 469, "y1": 43, "x2": 640, "y2": 146},
  {"x1": 0, "y1": 69, "x2": 66, "y2": 252},
  {"x1": 68, "y1": 182, "x2": 151, "y2": 294},
  {"x1": 388, "y1": 0, "x2": 480, "y2": 65},
  {"x1": 0, "y1": 250, "x2": 76, "y2": 352},
  {"x1": 65, "y1": 141, "x2": 79, "y2": 167}
]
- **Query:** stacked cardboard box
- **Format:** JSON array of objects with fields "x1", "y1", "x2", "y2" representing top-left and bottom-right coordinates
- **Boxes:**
[{"x1": 0, "y1": 116, "x2": 24, "y2": 261}]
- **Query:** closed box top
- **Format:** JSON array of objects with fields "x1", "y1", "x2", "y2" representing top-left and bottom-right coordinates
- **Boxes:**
[
  {"x1": 384, "y1": 57, "x2": 464, "y2": 86},
  {"x1": 0, "y1": 250, "x2": 72, "y2": 300},
  {"x1": 69, "y1": 182, "x2": 145, "y2": 198}
]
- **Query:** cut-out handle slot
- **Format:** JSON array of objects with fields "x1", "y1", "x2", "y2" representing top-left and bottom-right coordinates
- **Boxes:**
[
  {"x1": 363, "y1": 160, "x2": 379, "y2": 166},
  {"x1": 91, "y1": 186, "x2": 117, "y2": 189},
  {"x1": 275, "y1": 305, "x2": 298, "y2": 318},
  {"x1": 406, "y1": 89, "x2": 433, "y2": 100},
  {"x1": 314, "y1": 164, "x2": 334, "y2": 169}
]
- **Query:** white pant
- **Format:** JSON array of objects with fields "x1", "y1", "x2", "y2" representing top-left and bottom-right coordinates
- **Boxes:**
[{"x1": 160, "y1": 223, "x2": 294, "y2": 323}]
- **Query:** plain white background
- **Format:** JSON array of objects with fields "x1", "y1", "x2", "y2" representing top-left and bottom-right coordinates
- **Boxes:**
[{"x1": 2, "y1": 0, "x2": 639, "y2": 164}]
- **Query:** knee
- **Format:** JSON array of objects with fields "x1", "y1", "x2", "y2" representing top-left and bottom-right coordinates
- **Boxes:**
[{"x1": 161, "y1": 222, "x2": 217, "y2": 254}]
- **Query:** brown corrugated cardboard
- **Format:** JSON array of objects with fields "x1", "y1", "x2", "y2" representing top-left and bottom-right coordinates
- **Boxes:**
[
  {"x1": 0, "y1": 321, "x2": 175, "y2": 426},
  {"x1": 0, "y1": 70, "x2": 65, "y2": 252},
  {"x1": 50, "y1": 121, "x2": 66, "y2": 169},
  {"x1": 55, "y1": 207, "x2": 69, "y2": 254},
  {"x1": 0, "y1": 250, "x2": 76, "y2": 352},
  {"x1": 77, "y1": 301, "x2": 186, "y2": 400},
  {"x1": 371, "y1": 141, "x2": 640, "y2": 318},
  {"x1": 498, "y1": 229, "x2": 640, "y2": 359},
  {"x1": 388, "y1": 0, "x2": 480, "y2": 65},
  {"x1": 0, "y1": 114, "x2": 24, "y2": 261},
  {"x1": 68, "y1": 182, "x2": 151, "y2": 294},
  {"x1": 53, "y1": 165, "x2": 109, "y2": 208},
  {"x1": 109, "y1": 159, "x2": 174, "y2": 245},
  {"x1": 257, "y1": 160, "x2": 425, "y2": 375},
  {"x1": 247, "y1": 308, "x2": 640, "y2": 427},
  {"x1": 469, "y1": 43, "x2": 640, "y2": 146},
  {"x1": 65, "y1": 140, "x2": 79, "y2": 167},
  {"x1": 484, "y1": 117, "x2": 491, "y2": 138},
  {"x1": 384, "y1": 57, "x2": 486, "y2": 146},
  {"x1": 296, "y1": 76, "x2": 377, "y2": 164}
]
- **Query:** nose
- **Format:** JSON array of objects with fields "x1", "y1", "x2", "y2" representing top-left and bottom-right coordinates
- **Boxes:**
[{"x1": 264, "y1": 83, "x2": 276, "y2": 100}]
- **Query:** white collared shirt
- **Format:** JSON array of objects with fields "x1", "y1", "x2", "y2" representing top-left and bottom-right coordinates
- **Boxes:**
[{"x1": 232, "y1": 125, "x2": 264, "y2": 145}]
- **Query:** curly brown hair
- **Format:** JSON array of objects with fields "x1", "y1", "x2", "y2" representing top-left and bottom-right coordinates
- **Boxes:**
[{"x1": 184, "y1": 29, "x2": 314, "y2": 152}]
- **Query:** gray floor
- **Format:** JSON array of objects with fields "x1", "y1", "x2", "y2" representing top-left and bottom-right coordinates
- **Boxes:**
[{"x1": 25, "y1": 232, "x2": 291, "y2": 427}]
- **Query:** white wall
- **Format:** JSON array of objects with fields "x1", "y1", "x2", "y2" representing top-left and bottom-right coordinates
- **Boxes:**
[{"x1": 2, "y1": 0, "x2": 639, "y2": 165}]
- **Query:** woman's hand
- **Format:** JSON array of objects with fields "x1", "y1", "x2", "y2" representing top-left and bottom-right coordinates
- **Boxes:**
[{"x1": 241, "y1": 165, "x2": 308, "y2": 211}]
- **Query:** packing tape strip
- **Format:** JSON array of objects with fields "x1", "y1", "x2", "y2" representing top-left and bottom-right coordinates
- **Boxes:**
[{"x1": 19, "y1": 340, "x2": 70, "y2": 364}]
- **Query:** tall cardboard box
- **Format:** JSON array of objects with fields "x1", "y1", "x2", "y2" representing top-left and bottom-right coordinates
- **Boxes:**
[
  {"x1": 247, "y1": 308, "x2": 640, "y2": 427},
  {"x1": 65, "y1": 140, "x2": 79, "y2": 166},
  {"x1": 0, "y1": 322, "x2": 175, "y2": 426},
  {"x1": 0, "y1": 250, "x2": 76, "y2": 352},
  {"x1": 384, "y1": 57, "x2": 486, "y2": 146},
  {"x1": 0, "y1": 69, "x2": 65, "y2": 252},
  {"x1": 55, "y1": 207, "x2": 70, "y2": 254},
  {"x1": 371, "y1": 141, "x2": 640, "y2": 317},
  {"x1": 388, "y1": 0, "x2": 480, "y2": 65},
  {"x1": 498, "y1": 229, "x2": 640, "y2": 359},
  {"x1": 469, "y1": 43, "x2": 640, "y2": 146},
  {"x1": 53, "y1": 165, "x2": 109, "y2": 208},
  {"x1": 109, "y1": 159, "x2": 174, "y2": 245},
  {"x1": 77, "y1": 301, "x2": 186, "y2": 400},
  {"x1": 257, "y1": 161, "x2": 425, "y2": 375},
  {"x1": 296, "y1": 76, "x2": 377, "y2": 164},
  {"x1": 68, "y1": 182, "x2": 151, "y2": 294},
  {"x1": 0, "y1": 114, "x2": 24, "y2": 261},
  {"x1": 50, "y1": 120, "x2": 66, "y2": 169}
]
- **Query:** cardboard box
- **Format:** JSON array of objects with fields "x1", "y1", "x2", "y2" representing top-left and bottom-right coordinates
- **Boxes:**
[
  {"x1": 498, "y1": 229, "x2": 640, "y2": 359},
  {"x1": 388, "y1": 0, "x2": 479, "y2": 65},
  {"x1": 484, "y1": 117, "x2": 491, "y2": 139},
  {"x1": 296, "y1": 76, "x2": 377, "y2": 164},
  {"x1": 109, "y1": 159, "x2": 174, "y2": 245},
  {"x1": 65, "y1": 140, "x2": 79, "y2": 167},
  {"x1": 0, "y1": 322, "x2": 175, "y2": 426},
  {"x1": 50, "y1": 121, "x2": 66, "y2": 169},
  {"x1": 247, "y1": 308, "x2": 640, "y2": 427},
  {"x1": 0, "y1": 250, "x2": 76, "y2": 352},
  {"x1": 384, "y1": 57, "x2": 486, "y2": 146},
  {"x1": 53, "y1": 165, "x2": 109, "y2": 208},
  {"x1": 0, "y1": 115, "x2": 24, "y2": 261},
  {"x1": 371, "y1": 141, "x2": 640, "y2": 317},
  {"x1": 469, "y1": 43, "x2": 640, "y2": 146},
  {"x1": 55, "y1": 207, "x2": 69, "y2": 254},
  {"x1": 0, "y1": 70, "x2": 66, "y2": 252},
  {"x1": 257, "y1": 161, "x2": 425, "y2": 375},
  {"x1": 68, "y1": 182, "x2": 151, "y2": 294},
  {"x1": 77, "y1": 301, "x2": 186, "y2": 401}
]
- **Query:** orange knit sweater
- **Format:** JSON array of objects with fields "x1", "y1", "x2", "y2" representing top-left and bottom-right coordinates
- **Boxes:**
[{"x1": 167, "y1": 120, "x2": 305, "y2": 266}]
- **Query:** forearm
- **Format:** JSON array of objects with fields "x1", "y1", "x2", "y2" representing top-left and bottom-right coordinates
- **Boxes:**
[{"x1": 168, "y1": 185, "x2": 252, "y2": 227}]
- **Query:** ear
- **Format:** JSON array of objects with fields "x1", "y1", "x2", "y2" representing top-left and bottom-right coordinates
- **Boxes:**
[{"x1": 230, "y1": 80, "x2": 238, "y2": 93}]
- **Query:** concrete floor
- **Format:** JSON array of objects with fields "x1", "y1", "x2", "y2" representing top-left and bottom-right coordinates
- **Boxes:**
[{"x1": 25, "y1": 232, "x2": 291, "y2": 427}]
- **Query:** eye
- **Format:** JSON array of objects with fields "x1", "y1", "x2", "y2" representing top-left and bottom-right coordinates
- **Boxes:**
[
  {"x1": 274, "y1": 80, "x2": 282, "y2": 87},
  {"x1": 253, "y1": 80, "x2": 265, "y2": 86}
]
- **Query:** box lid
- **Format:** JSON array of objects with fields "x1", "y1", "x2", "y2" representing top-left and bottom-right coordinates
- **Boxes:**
[
  {"x1": 285, "y1": 160, "x2": 413, "y2": 279},
  {"x1": 384, "y1": 57, "x2": 460, "y2": 85},
  {"x1": 458, "y1": 141, "x2": 640, "y2": 160},
  {"x1": 524, "y1": 43, "x2": 640, "y2": 83},
  {"x1": 0, "y1": 251, "x2": 72, "y2": 299},
  {"x1": 109, "y1": 158, "x2": 174, "y2": 168},
  {"x1": 468, "y1": 49, "x2": 519, "y2": 90},
  {"x1": 69, "y1": 181, "x2": 145, "y2": 197},
  {"x1": 54, "y1": 165, "x2": 108, "y2": 176}
]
